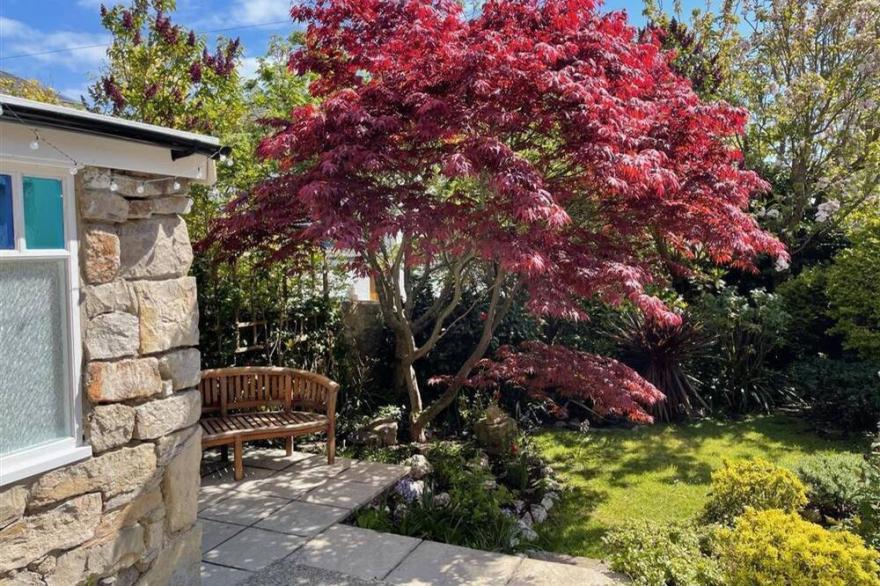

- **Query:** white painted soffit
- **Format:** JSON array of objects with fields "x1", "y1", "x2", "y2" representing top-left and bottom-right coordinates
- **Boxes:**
[{"x1": 0, "y1": 121, "x2": 217, "y2": 183}]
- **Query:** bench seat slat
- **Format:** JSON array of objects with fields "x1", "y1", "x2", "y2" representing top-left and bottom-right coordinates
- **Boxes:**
[{"x1": 200, "y1": 410, "x2": 328, "y2": 441}]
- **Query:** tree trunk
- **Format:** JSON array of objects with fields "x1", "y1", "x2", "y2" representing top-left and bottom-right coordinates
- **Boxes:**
[{"x1": 391, "y1": 328, "x2": 426, "y2": 441}]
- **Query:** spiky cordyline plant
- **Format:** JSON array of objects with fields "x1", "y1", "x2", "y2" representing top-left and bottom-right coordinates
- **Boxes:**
[{"x1": 609, "y1": 311, "x2": 709, "y2": 421}]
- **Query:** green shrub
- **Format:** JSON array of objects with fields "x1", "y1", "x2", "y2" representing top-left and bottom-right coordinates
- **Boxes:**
[
  {"x1": 796, "y1": 452, "x2": 867, "y2": 520},
  {"x1": 789, "y1": 355, "x2": 880, "y2": 431},
  {"x1": 702, "y1": 458, "x2": 807, "y2": 524},
  {"x1": 857, "y1": 432, "x2": 880, "y2": 550},
  {"x1": 603, "y1": 521, "x2": 725, "y2": 586},
  {"x1": 825, "y1": 211, "x2": 880, "y2": 361},
  {"x1": 716, "y1": 509, "x2": 880, "y2": 586},
  {"x1": 693, "y1": 288, "x2": 791, "y2": 413}
]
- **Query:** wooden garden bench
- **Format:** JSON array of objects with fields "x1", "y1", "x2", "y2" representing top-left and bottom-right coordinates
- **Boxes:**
[{"x1": 198, "y1": 367, "x2": 338, "y2": 480}]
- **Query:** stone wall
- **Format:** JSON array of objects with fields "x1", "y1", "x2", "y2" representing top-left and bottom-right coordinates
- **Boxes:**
[{"x1": 0, "y1": 168, "x2": 203, "y2": 585}]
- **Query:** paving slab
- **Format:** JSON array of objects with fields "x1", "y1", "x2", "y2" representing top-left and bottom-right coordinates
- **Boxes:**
[
  {"x1": 201, "y1": 562, "x2": 253, "y2": 586},
  {"x1": 302, "y1": 479, "x2": 388, "y2": 509},
  {"x1": 201, "y1": 519, "x2": 247, "y2": 553},
  {"x1": 202, "y1": 464, "x2": 277, "y2": 490},
  {"x1": 243, "y1": 446, "x2": 318, "y2": 471},
  {"x1": 204, "y1": 526, "x2": 308, "y2": 571},
  {"x1": 385, "y1": 540, "x2": 523, "y2": 586},
  {"x1": 200, "y1": 492, "x2": 291, "y2": 527},
  {"x1": 256, "y1": 500, "x2": 351, "y2": 537},
  {"x1": 249, "y1": 561, "x2": 389, "y2": 585},
  {"x1": 334, "y1": 461, "x2": 409, "y2": 486},
  {"x1": 249, "y1": 465, "x2": 342, "y2": 499},
  {"x1": 294, "y1": 524, "x2": 422, "y2": 581},
  {"x1": 508, "y1": 557, "x2": 623, "y2": 585}
]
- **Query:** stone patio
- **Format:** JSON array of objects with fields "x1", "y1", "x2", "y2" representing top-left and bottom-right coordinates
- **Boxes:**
[{"x1": 198, "y1": 446, "x2": 625, "y2": 585}]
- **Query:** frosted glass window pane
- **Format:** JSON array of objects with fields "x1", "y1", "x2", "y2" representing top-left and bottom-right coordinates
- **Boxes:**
[
  {"x1": 23, "y1": 176, "x2": 64, "y2": 250},
  {"x1": 0, "y1": 175, "x2": 12, "y2": 249},
  {"x1": 0, "y1": 260, "x2": 70, "y2": 456}
]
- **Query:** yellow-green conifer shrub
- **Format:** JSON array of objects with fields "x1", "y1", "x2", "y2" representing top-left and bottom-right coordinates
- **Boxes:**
[
  {"x1": 717, "y1": 508, "x2": 880, "y2": 586},
  {"x1": 702, "y1": 458, "x2": 807, "y2": 524}
]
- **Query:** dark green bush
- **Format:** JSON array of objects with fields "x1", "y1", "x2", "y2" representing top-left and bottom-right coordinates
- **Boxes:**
[
  {"x1": 788, "y1": 355, "x2": 880, "y2": 431},
  {"x1": 604, "y1": 521, "x2": 724, "y2": 586},
  {"x1": 693, "y1": 287, "x2": 791, "y2": 413},
  {"x1": 796, "y1": 452, "x2": 867, "y2": 520}
]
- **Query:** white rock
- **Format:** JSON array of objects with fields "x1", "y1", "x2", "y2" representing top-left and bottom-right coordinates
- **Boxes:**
[
  {"x1": 405, "y1": 454, "x2": 433, "y2": 480},
  {"x1": 530, "y1": 504, "x2": 548, "y2": 524},
  {"x1": 540, "y1": 495, "x2": 555, "y2": 512},
  {"x1": 163, "y1": 427, "x2": 201, "y2": 533}
]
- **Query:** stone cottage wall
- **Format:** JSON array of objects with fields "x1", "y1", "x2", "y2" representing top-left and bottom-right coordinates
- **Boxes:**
[{"x1": 0, "y1": 167, "x2": 203, "y2": 585}]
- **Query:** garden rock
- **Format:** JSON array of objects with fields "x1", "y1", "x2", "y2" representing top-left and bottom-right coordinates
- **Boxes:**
[
  {"x1": 473, "y1": 405, "x2": 518, "y2": 455},
  {"x1": 531, "y1": 504, "x2": 548, "y2": 524},
  {"x1": 541, "y1": 495, "x2": 555, "y2": 512},
  {"x1": 352, "y1": 417, "x2": 398, "y2": 448},
  {"x1": 432, "y1": 492, "x2": 451, "y2": 507},
  {"x1": 405, "y1": 454, "x2": 432, "y2": 480}
]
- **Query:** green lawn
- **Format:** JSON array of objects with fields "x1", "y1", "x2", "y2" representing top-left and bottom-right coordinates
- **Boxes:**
[{"x1": 533, "y1": 415, "x2": 865, "y2": 558}]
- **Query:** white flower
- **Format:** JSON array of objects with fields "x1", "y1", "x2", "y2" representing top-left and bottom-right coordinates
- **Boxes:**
[
  {"x1": 766, "y1": 208, "x2": 781, "y2": 219},
  {"x1": 775, "y1": 257, "x2": 790, "y2": 272},
  {"x1": 816, "y1": 199, "x2": 841, "y2": 223}
]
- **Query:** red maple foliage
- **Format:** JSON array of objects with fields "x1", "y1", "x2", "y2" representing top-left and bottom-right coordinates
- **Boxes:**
[
  {"x1": 209, "y1": 0, "x2": 785, "y2": 438},
  {"x1": 460, "y1": 341, "x2": 665, "y2": 424}
]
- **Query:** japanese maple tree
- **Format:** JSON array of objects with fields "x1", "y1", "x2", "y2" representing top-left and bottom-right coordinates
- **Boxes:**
[{"x1": 210, "y1": 0, "x2": 785, "y2": 440}]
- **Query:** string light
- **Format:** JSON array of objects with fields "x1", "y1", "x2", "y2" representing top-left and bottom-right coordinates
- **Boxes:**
[
  {"x1": 195, "y1": 167, "x2": 203, "y2": 179},
  {"x1": 29, "y1": 139, "x2": 40, "y2": 151},
  {"x1": 136, "y1": 182, "x2": 145, "y2": 195},
  {"x1": 109, "y1": 179, "x2": 119, "y2": 192},
  {"x1": 68, "y1": 166, "x2": 79, "y2": 175},
  {"x1": 172, "y1": 180, "x2": 181, "y2": 191}
]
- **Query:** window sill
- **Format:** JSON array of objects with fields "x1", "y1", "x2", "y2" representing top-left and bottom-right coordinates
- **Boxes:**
[{"x1": 0, "y1": 439, "x2": 92, "y2": 486}]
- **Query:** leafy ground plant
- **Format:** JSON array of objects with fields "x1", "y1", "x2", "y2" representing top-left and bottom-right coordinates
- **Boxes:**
[
  {"x1": 796, "y1": 452, "x2": 868, "y2": 520},
  {"x1": 604, "y1": 521, "x2": 724, "y2": 586},
  {"x1": 701, "y1": 458, "x2": 807, "y2": 524}
]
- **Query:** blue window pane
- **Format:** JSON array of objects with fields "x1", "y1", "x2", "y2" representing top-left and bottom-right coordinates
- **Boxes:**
[
  {"x1": 0, "y1": 175, "x2": 12, "y2": 249},
  {"x1": 23, "y1": 176, "x2": 64, "y2": 249}
]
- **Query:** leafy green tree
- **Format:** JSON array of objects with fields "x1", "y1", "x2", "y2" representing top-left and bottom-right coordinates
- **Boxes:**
[
  {"x1": 645, "y1": 0, "x2": 880, "y2": 260},
  {"x1": 89, "y1": 0, "x2": 244, "y2": 137}
]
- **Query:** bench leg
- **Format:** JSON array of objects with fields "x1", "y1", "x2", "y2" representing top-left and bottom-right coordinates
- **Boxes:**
[
  {"x1": 233, "y1": 436, "x2": 243, "y2": 481},
  {"x1": 327, "y1": 427, "x2": 335, "y2": 465},
  {"x1": 220, "y1": 445, "x2": 229, "y2": 462},
  {"x1": 285, "y1": 436, "x2": 293, "y2": 457}
]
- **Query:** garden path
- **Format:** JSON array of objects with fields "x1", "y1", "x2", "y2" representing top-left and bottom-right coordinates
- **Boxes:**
[{"x1": 198, "y1": 446, "x2": 625, "y2": 585}]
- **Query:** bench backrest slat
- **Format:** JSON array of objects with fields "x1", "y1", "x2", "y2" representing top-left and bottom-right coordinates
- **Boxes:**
[{"x1": 199, "y1": 367, "x2": 336, "y2": 415}]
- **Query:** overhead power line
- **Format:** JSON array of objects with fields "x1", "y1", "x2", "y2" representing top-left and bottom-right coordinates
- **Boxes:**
[{"x1": 0, "y1": 19, "x2": 292, "y2": 61}]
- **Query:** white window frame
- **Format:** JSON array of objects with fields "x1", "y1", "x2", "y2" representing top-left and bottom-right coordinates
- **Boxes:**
[{"x1": 0, "y1": 160, "x2": 91, "y2": 486}]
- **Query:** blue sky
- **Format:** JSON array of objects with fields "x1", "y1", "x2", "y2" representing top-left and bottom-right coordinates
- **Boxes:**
[{"x1": 0, "y1": 0, "x2": 703, "y2": 103}]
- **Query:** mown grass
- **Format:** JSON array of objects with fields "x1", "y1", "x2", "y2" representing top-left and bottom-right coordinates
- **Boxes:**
[{"x1": 532, "y1": 414, "x2": 866, "y2": 558}]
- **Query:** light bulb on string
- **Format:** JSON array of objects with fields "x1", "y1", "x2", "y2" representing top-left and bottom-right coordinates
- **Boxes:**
[
  {"x1": 136, "y1": 182, "x2": 145, "y2": 195},
  {"x1": 68, "y1": 166, "x2": 79, "y2": 176},
  {"x1": 110, "y1": 180, "x2": 119, "y2": 192},
  {"x1": 29, "y1": 139, "x2": 40, "y2": 151},
  {"x1": 172, "y1": 180, "x2": 181, "y2": 192}
]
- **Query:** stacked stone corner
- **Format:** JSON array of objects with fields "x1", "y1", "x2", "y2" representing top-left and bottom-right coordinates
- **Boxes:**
[{"x1": 0, "y1": 167, "x2": 203, "y2": 586}]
